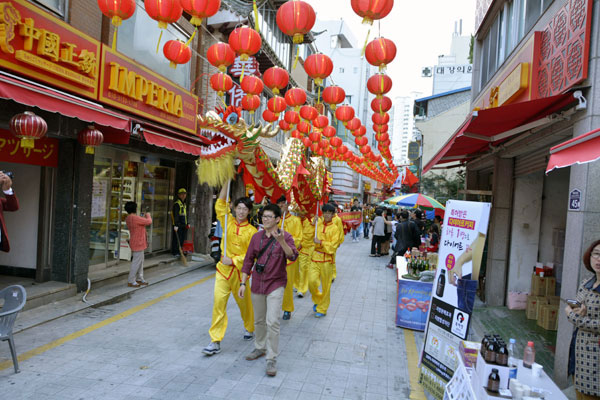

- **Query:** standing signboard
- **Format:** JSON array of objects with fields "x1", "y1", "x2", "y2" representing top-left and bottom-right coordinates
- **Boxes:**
[{"x1": 419, "y1": 200, "x2": 491, "y2": 399}]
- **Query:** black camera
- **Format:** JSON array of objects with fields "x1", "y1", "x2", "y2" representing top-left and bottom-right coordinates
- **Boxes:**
[
  {"x1": 1, "y1": 171, "x2": 13, "y2": 179},
  {"x1": 255, "y1": 263, "x2": 266, "y2": 273}
]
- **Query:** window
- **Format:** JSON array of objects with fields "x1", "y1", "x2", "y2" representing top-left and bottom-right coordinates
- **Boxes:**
[
  {"x1": 34, "y1": 0, "x2": 65, "y2": 16},
  {"x1": 353, "y1": 67, "x2": 358, "y2": 74},
  {"x1": 118, "y1": 1, "x2": 191, "y2": 89},
  {"x1": 339, "y1": 67, "x2": 345, "y2": 73}
]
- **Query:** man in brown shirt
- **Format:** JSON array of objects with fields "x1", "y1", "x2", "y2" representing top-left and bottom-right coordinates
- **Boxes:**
[{"x1": 239, "y1": 204, "x2": 298, "y2": 377}]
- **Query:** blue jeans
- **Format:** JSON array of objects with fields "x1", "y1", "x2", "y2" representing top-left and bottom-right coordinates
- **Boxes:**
[
  {"x1": 352, "y1": 228, "x2": 360, "y2": 240},
  {"x1": 456, "y1": 275, "x2": 477, "y2": 314},
  {"x1": 363, "y1": 222, "x2": 371, "y2": 238}
]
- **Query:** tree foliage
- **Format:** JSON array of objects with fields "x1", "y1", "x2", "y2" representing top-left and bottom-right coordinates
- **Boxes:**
[{"x1": 420, "y1": 170, "x2": 466, "y2": 204}]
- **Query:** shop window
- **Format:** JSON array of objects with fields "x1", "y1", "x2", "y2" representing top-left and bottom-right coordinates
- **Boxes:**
[
  {"x1": 117, "y1": 0, "x2": 191, "y2": 90},
  {"x1": 32, "y1": 0, "x2": 65, "y2": 16}
]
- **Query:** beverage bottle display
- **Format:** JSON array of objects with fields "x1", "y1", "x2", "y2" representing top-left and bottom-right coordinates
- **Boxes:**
[
  {"x1": 487, "y1": 368, "x2": 500, "y2": 392},
  {"x1": 507, "y1": 338, "x2": 518, "y2": 382},
  {"x1": 481, "y1": 335, "x2": 491, "y2": 359},
  {"x1": 436, "y1": 269, "x2": 446, "y2": 297},
  {"x1": 523, "y1": 341, "x2": 536, "y2": 368},
  {"x1": 485, "y1": 340, "x2": 498, "y2": 363},
  {"x1": 496, "y1": 342, "x2": 508, "y2": 366}
]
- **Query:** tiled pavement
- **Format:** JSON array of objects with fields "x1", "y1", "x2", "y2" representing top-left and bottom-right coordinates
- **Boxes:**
[{"x1": 0, "y1": 234, "x2": 424, "y2": 399}]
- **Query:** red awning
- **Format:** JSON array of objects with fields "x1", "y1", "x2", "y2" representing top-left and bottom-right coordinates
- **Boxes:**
[
  {"x1": 423, "y1": 92, "x2": 577, "y2": 173},
  {"x1": 546, "y1": 128, "x2": 600, "y2": 173},
  {"x1": 0, "y1": 73, "x2": 130, "y2": 132},
  {"x1": 142, "y1": 123, "x2": 210, "y2": 156}
]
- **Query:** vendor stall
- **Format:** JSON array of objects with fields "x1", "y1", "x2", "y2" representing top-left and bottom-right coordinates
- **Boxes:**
[{"x1": 395, "y1": 253, "x2": 436, "y2": 331}]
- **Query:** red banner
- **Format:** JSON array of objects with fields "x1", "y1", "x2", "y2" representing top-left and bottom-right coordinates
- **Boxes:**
[
  {"x1": 0, "y1": 129, "x2": 58, "y2": 167},
  {"x1": 338, "y1": 211, "x2": 362, "y2": 233}
]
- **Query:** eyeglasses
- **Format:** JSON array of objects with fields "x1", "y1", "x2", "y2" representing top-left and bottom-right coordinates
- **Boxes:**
[
  {"x1": 262, "y1": 215, "x2": 276, "y2": 220},
  {"x1": 592, "y1": 252, "x2": 600, "y2": 260}
]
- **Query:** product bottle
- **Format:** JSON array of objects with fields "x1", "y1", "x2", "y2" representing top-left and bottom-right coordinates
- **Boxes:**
[
  {"x1": 496, "y1": 342, "x2": 508, "y2": 366},
  {"x1": 487, "y1": 369, "x2": 500, "y2": 393},
  {"x1": 436, "y1": 269, "x2": 446, "y2": 297},
  {"x1": 507, "y1": 338, "x2": 518, "y2": 382},
  {"x1": 523, "y1": 341, "x2": 536, "y2": 368},
  {"x1": 485, "y1": 340, "x2": 498, "y2": 364},
  {"x1": 481, "y1": 335, "x2": 491, "y2": 359}
]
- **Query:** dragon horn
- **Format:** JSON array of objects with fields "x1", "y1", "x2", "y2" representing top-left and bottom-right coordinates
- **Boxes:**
[{"x1": 260, "y1": 122, "x2": 280, "y2": 138}]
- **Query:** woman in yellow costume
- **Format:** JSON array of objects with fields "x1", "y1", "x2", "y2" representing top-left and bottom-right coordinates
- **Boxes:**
[
  {"x1": 296, "y1": 212, "x2": 316, "y2": 298},
  {"x1": 203, "y1": 180, "x2": 257, "y2": 355}
]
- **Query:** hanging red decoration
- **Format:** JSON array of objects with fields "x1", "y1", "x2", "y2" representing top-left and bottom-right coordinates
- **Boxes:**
[
  {"x1": 206, "y1": 42, "x2": 236, "y2": 73},
  {"x1": 372, "y1": 112, "x2": 390, "y2": 125},
  {"x1": 313, "y1": 115, "x2": 329, "y2": 129},
  {"x1": 262, "y1": 109, "x2": 278, "y2": 122},
  {"x1": 322, "y1": 126, "x2": 336, "y2": 138},
  {"x1": 359, "y1": 145, "x2": 371, "y2": 155},
  {"x1": 299, "y1": 105, "x2": 318, "y2": 121},
  {"x1": 373, "y1": 124, "x2": 388, "y2": 133},
  {"x1": 9, "y1": 111, "x2": 48, "y2": 149},
  {"x1": 291, "y1": 129, "x2": 302, "y2": 139},
  {"x1": 284, "y1": 110, "x2": 300, "y2": 126},
  {"x1": 330, "y1": 137, "x2": 343, "y2": 147},
  {"x1": 240, "y1": 75, "x2": 264, "y2": 97},
  {"x1": 279, "y1": 120, "x2": 292, "y2": 131},
  {"x1": 78, "y1": 125, "x2": 104, "y2": 154},
  {"x1": 319, "y1": 138, "x2": 329, "y2": 149},
  {"x1": 371, "y1": 96, "x2": 392, "y2": 114},
  {"x1": 322, "y1": 86, "x2": 346, "y2": 110},
  {"x1": 365, "y1": 37, "x2": 397, "y2": 71},
  {"x1": 355, "y1": 136, "x2": 368, "y2": 147},
  {"x1": 285, "y1": 88, "x2": 306, "y2": 110},
  {"x1": 336, "y1": 144, "x2": 348, "y2": 155},
  {"x1": 367, "y1": 73, "x2": 392, "y2": 98},
  {"x1": 242, "y1": 95, "x2": 261, "y2": 114},
  {"x1": 97, "y1": 0, "x2": 136, "y2": 50},
  {"x1": 228, "y1": 26, "x2": 262, "y2": 61},
  {"x1": 310, "y1": 142, "x2": 320, "y2": 153},
  {"x1": 309, "y1": 131, "x2": 321, "y2": 143},
  {"x1": 304, "y1": 53, "x2": 334, "y2": 86},
  {"x1": 181, "y1": 0, "x2": 221, "y2": 27},
  {"x1": 263, "y1": 67, "x2": 289, "y2": 95},
  {"x1": 145, "y1": 0, "x2": 183, "y2": 51},
  {"x1": 350, "y1": 0, "x2": 394, "y2": 25},
  {"x1": 297, "y1": 121, "x2": 312, "y2": 134},
  {"x1": 302, "y1": 137, "x2": 312, "y2": 147},
  {"x1": 210, "y1": 72, "x2": 232, "y2": 96},
  {"x1": 376, "y1": 132, "x2": 389, "y2": 142},
  {"x1": 276, "y1": 0, "x2": 316, "y2": 44},
  {"x1": 267, "y1": 96, "x2": 287, "y2": 116},
  {"x1": 355, "y1": 125, "x2": 367, "y2": 136},
  {"x1": 346, "y1": 117, "x2": 361, "y2": 132},
  {"x1": 163, "y1": 40, "x2": 192, "y2": 69},
  {"x1": 335, "y1": 105, "x2": 355, "y2": 125}
]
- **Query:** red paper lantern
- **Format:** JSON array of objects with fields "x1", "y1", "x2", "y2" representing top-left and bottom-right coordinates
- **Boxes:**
[
  {"x1": 242, "y1": 95, "x2": 261, "y2": 114},
  {"x1": 181, "y1": 0, "x2": 221, "y2": 27},
  {"x1": 335, "y1": 105, "x2": 355, "y2": 125},
  {"x1": 354, "y1": 125, "x2": 367, "y2": 137},
  {"x1": 279, "y1": 120, "x2": 291, "y2": 132},
  {"x1": 299, "y1": 105, "x2": 318, "y2": 121},
  {"x1": 313, "y1": 115, "x2": 329, "y2": 129},
  {"x1": 373, "y1": 124, "x2": 388, "y2": 133},
  {"x1": 372, "y1": 112, "x2": 390, "y2": 125},
  {"x1": 263, "y1": 67, "x2": 289, "y2": 95},
  {"x1": 351, "y1": 0, "x2": 393, "y2": 25},
  {"x1": 309, "y1": 131, "x2": 321, "y2": 142},
  {"x1": 229, "y1": 26, "x2": 262, "y2": 61},
  {"x1": 240, "y1": 75, "x2": 264, "y2": 96},
  {"x1": 262, "y1": 109, "x2": 278, "y2": 122},
  {"x1": 276, "y1": 0, "x2": 316, "y2": 44},
  {"x1": 206, "y1": 42, "x2": 236, "y2": 73},
  {"x1": 310, "y1": 142, "x2": 320, "y2": 153},
  {"x1": 367, "y1": 73, "x2": 393, "y2": 98},
  {"x1": 304, "y1": 53, "x2": 334, "y2": 86},
  {"x1": 355, "y1": 136, "x2": 368, "y2": 147},
  {"x1": 210, "y1": 72, "x2": 232, "y2": 96},
  {"x1": 285, "y1": 88, "x2": 306, "y2": 110},
  {"x1": 322, "y1": 126, "x2": 336, "y2": 138},
  {"x1": 303, "y1": 137, "x2": 312, "y2": 147},
  {"x1": 371, "y1": 96, "x2": 392, "y2": 114},
  {"x1": 98, "y1": 0, "x2": 136, "y2": 26},
  {"x1": 359, "y1": 145, "x2": 371, "y2": 155},
  {"x1": 376, "y1": 132, "x2": 389, "y2": 142},
  {"x1": 78, "y1": 125, "x2": 104, "y2": 154},
  {"x1": 346, "y1": 117, "x2": 361, "y2": 132},
  {"x1": 145, "y1": 0, "x2": 183, "y2": 29},
  {"x1": 336, "y1": 144, "x2": 348, "y2": 155},
  {"x1": 365, "y1": 37, "x2": 397, "y2": 71},
  {"x1": 322, "y1": 85, "x2": 346, "y2": 110},
  {"x1": 163, "y1": 40, "x2": 191, "y2": 69},
  {"x1": 297, "y1": 120, "x2": 312, "y2": 134},
  {"x1": 284, "y1": 110, "x2": 300, "y2": 126},
  {"x1": 382, "y1": 138, "x2": 391, "y2": 146},
  {"x1": 319, "y1": 138, "x2": 329, "y2": 149},
  {"x1": 9, "y1": 111, "x2": 48, "y2": 149},
  {"x1": 267, "y1": 96, "x2": 287, "y2": 116},
  {"x1": 291, "y1": 129, "x2": 302, "y2": 139},
  {"x1": 330, "y1": 137, "x2": 343, "y2": 147}
]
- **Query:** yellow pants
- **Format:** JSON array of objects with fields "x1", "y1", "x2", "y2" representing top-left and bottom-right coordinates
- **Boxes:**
[
  {"x1": 296, "y1": 250, "x2": 312, "y2": 294},
  {"x1": 308, "y1": 251, "x2": 334, "y2": 315},
  {"x1": 332, "y1": 254, "x2": 337, "y2": 280},
  {"x1": 208, "y1": 264, "x2": 254, "y2": 342},
  {"x1": 282, "y1": 260, "x2": 298, "y2": 312}
]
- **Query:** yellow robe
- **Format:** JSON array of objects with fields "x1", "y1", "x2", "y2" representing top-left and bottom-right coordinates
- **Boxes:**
[
  {"x1": 309, "y1": 219, "x2": 343, "y2": 315},
  {"x1": 208, "y1": 198, "x2": 257, "y2": 342},
  {"x1": 296, "y1": 217, "x2": 315, "y2": 294},
  {"x1": 281, "y1": 214, "x2": 303, "y2": 313},
  {"x1": 332, "y1": 214, "x2": 345, "y2": 279}
]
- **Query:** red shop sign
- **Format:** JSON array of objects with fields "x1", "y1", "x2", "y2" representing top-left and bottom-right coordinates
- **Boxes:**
[{"x1": 0, "y1": 129, "x2": 58, "y2": 167}]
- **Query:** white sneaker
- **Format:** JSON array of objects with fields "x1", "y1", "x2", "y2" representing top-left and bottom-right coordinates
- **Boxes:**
[
  {"x1": 243, "y1": 330, "x2": 254, "y2": 341},
  {"x1": 202, "y1": 341, "x2": 221, "y2": 355}
]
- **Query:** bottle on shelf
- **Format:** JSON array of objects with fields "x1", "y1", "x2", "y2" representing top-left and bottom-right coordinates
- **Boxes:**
[
  {"x1": 485, "y1": 339, "x2": 498, "y2": 364},
  {"x1": 436, "y1": 269, "x2": 446, "y2": 297},
  {"x1": 487, "y1": 368, "x2": 500, "y2": 393},
  {"x1": 496, "y1": 341, "x2": 508, "y2": 366},
  {"x1": 523, "y1": 341, "x2": 535, "y2": 368},
  {"x1": 507, "y1": 338, "x2": 518, "y2": 382}
]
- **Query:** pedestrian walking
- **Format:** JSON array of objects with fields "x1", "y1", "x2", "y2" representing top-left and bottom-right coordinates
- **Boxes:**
[
  {"x1": 350, "y1": 199, "x2": 362, "y2": 243},
  {"x1": 171, "y1": 188, "x2": 189, "y2": 255},
  {"x1": 203, "y1": 181, "x2": 257, "y2": 356},
  {"x1": 124, "y1": 202, "x2": 152, "y2": 287},
  {"x1": 309, "y1": 203, "x2": 343, "y2": 317},
  {"x1": 363, "y1": 204, "x2": 373, "y2": 239},
  {"x1": 331, "y1": 203, "x2": 345, "y2": 281},
  {"x1": 276, "y1": 196, "x2": 302, "y2": 320},
  {"x1": 239, "y1": 203, "x2": 298, "y2": 377},
  {"x1": 370, "y1": 208, "x2": 386, "y2": 257}
]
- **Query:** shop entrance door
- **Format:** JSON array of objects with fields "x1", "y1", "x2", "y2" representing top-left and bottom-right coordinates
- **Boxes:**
[{"x1": 138, "y1": 165, "x2": 173, "y2": 253}]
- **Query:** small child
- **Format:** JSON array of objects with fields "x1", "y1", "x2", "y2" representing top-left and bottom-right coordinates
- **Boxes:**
[{"x1": 125, "y1": 201, "x2": 152, "y2": 287}]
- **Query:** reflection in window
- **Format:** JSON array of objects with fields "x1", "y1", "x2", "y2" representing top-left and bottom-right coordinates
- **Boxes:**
[
  {"x1": 117, "y1": 0, "x2": 191, "y2": 89},
  {"x1": 34, "y1": 0, "x2": 65, "y2": 15}
]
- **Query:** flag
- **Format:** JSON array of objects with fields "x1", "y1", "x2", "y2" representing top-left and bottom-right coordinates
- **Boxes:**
[{"x1": 402, "y1": 167, "x2": 419, "y2": 187}]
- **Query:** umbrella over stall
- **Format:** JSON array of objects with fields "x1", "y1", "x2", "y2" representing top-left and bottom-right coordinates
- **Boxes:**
[{"x1": 384, "y1": 193, "x2": 445, "y2": 210}]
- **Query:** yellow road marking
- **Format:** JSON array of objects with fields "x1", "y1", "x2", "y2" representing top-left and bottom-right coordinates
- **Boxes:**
[
  {"x1": 404, "y1": 329, "x2": 427, "y2": 400},
  {"x1": 0, "y1": 274, "x2": 214, "y2": 371}
]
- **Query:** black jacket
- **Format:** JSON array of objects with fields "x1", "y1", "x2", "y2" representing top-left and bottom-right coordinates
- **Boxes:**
[{"x1": 394, "y1": 220, "x2": 421, "y2": 254}]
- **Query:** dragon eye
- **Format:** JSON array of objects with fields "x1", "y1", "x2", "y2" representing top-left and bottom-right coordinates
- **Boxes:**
[
  {"x1": 226, "y1": 113, "x2": 239, "y2": 124},
  {"x1": 218, "y1": 112, "x2": 224, "y2": 120}
]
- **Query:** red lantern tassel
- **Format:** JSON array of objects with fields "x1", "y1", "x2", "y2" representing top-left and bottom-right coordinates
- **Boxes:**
[
  {"x1": 253, "y1": 0, "x2": 260, "y2": 33},
  {"x1": 293, "y1": 45, "x2": 300, "y2": 70},
  {"x1": 112, "y1": 26, "x2": 118, "y2": 51},
  {"x1": 156, "y1": 30, "x2": 163, "y2": 54}
]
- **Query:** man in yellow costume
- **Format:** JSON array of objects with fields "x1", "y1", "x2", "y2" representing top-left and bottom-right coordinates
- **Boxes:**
[
  {"x1": 296, "y1": 212, "x2": 316, "y2": 298},
  {"x1": 309, "y1": 203, "x2": 343, "y2": 318},
  {"x1": 331, "y1": 202, "x2": 345, "y2": 282},
  {"x1": 276, "y1": 196, "x2": 302, "y2": 320},
  {"x1": 203, "y1": 180, "x2": 257, "y2": 356}
]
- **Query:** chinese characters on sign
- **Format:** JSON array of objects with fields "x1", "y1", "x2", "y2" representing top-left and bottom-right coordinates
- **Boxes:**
[
  {"x1": 228, "y1": 82, "x2": 244, "y2": 108},
  {"x1": 0, "y1": 0, "x2": 100, "y2": 99},
  {"x1": 434, "y1": 65, "x2": 472, "y2": 75},
  {"x1": 0, "y1": 129, "x2": 58, "y2": 167},
  {"x1": 228, "y1": 56, "x2": 260, "y2": 78}
]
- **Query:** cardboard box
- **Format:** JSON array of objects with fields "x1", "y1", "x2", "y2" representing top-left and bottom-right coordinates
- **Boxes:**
[
  {"x1": 507, "y1": 291, "x2": 528, "y2": 310},
  {"x1": 459, "y1": 340, "x2": 481, "y2": 368},
  {"x1": 526, "y1": 295, "x2": 546, "y2": 320},
  {"x1": 537, "y1": 304, "x2": 559, "y2": 331},
  {"x1": 530, "y1": 274, "x2": 556, "y2": 296},
  {"x1": 475, "y1": 352, "x2": 511, "y2": 391},
  {"x1": 545, "y1": 277, "x2": 556, "y2": 296},
  {"x1": 547, "y1": 296, "x2": 560, "y2": 306}
]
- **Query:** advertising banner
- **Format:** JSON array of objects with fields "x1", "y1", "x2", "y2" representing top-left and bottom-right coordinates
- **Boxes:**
[
  {"x1": 338, "y1": 211, "x2": 361, "y2": 233},
  {"x1": 396, "y1": 279, "x2": 432, "y2": 331},
  {"x1": 0, "y1": 129, "x2": 58, "y2": 167},
  {"x1": 420, "y1": 200, "x2": 491, "y2": 399}
]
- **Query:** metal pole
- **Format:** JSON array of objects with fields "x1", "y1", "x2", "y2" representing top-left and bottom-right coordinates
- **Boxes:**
[{"x1": 223, "y1": 180, "x2": 231, "y2": 256}]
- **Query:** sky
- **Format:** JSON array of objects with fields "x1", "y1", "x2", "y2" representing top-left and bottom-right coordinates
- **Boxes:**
[{"x1": 303, "y1": 0, "x2": 477, "y2": 99}]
